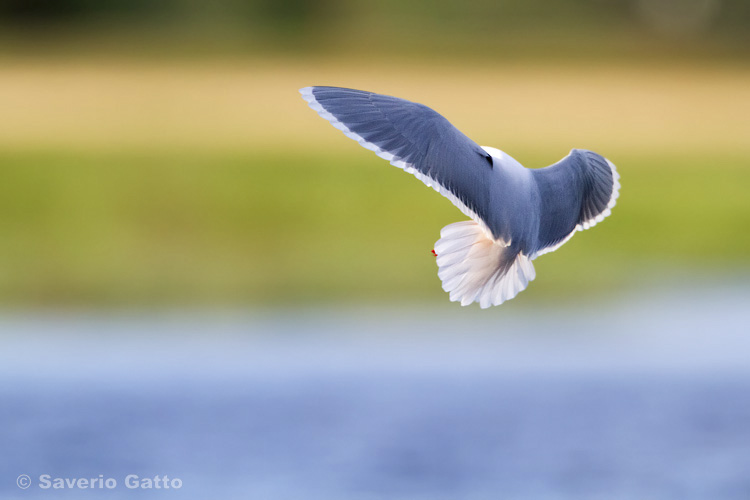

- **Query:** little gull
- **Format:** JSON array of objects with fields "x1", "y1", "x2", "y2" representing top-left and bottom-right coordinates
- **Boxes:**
[{"x1": 300, "y1": 87, "x2": 620, "y2": 308}]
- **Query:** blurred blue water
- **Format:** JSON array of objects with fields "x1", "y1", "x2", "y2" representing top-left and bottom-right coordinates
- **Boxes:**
[{"x1": 2, "y1": 284, "x2": 750, "y2": 500}]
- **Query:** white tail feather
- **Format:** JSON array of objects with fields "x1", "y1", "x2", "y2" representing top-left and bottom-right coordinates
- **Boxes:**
[{"x1": 434, "y1": 221, "x2": 536, "y2": 308}]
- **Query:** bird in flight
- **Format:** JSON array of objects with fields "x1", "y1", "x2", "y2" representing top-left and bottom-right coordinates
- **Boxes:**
[{"x1": 300, "y1": 87, "x2": 620, "y2": 308}]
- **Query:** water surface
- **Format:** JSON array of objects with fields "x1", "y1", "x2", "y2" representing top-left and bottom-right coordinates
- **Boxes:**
[{"x1": 2, "y1": 285, "x2": 750, "y2": 499}]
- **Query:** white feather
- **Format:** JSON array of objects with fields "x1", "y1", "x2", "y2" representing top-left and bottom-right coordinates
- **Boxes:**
[{"x1": 435, "y1": 221, "x2": 535, "y2": 308}]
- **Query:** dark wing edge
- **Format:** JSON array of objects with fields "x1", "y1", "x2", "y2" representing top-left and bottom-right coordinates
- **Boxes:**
[
  {"x1": 299, "y1": 86, "x2": 495, "y2": 236},
  {"x1": 531, "y1": 149, "x2": 620, "y2": 257}
]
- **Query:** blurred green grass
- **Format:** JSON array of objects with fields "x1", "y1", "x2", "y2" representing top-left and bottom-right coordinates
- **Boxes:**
[
  {"x1": 0, "y1": 47, "x2": 748, "y2": 308},
  {"x1": 0, "y1": 0, "x2": 748, "y2": 312},
  {"x1": 1, "y1": 147, "x2": 747, "y2": 307}
]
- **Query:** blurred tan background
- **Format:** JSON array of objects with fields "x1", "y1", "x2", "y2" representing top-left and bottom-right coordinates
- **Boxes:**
[{"x1": 0, "y1": 0, "x2": 748, "y2": 308}]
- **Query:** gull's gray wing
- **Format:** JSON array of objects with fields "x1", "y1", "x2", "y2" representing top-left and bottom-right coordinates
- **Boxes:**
[
  {"x1": 300, "y1": 87, "x2": 495, "y2": 231},
  {"x1": 530, "y1": 149, "x2": 620, "y2": 256}
]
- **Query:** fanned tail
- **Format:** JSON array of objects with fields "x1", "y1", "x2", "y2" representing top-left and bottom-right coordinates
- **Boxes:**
[{"x1": 434, "y1": 221, "x2": 536, "y2": 308}]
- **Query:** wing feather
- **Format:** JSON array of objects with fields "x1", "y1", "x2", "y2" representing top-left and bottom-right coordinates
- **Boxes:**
[
  {"x1": 531, "y1": 149, "x2": 620, "y2": 256},
  {"x1": 300, "y1": 86, "x2": 497, "y2": 236}
]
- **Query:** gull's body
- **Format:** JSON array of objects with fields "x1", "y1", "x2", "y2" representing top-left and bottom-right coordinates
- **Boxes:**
[{"x1": 301, "y1": 86, "x2": 620, "y2": 308}]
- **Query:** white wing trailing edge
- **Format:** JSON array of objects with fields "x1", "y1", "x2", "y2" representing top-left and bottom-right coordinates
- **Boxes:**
[{"x1": 300, "y1": 86, "x2": 496, "y2": 239}]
